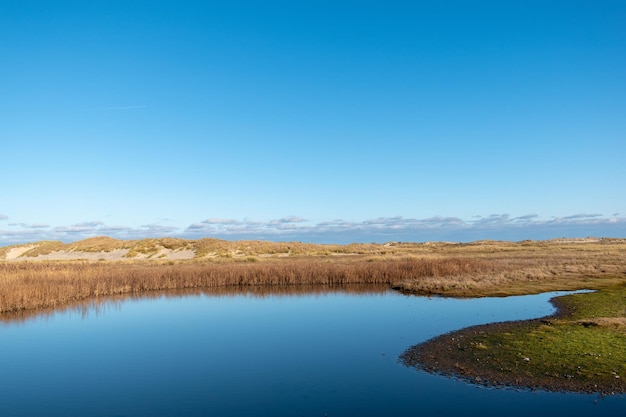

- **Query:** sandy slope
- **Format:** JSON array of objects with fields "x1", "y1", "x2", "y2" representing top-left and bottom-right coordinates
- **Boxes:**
[
  {"x1": 2, "y1": 247, "x2": 196, "y2": 261},
  {"x1": 4, "y1": 245, "x2": 36, "y2": 260}
]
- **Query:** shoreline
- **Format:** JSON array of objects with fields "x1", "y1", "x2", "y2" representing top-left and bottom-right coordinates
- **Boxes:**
[{"x1": 400, "y1": 293, "x2": 626, "y2": 395}]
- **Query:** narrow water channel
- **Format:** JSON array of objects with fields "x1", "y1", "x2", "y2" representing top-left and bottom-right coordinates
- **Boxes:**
[{"x1": 0, "y1": 286, "x2": 622, "y2": 417}]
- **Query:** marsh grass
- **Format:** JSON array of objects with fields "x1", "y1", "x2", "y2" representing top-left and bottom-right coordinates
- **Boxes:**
[
  {"x1": 1, "y1": 238, "x2": 624, "y2": 315},
  {"x1": 395, "y1": 249, "x2": 626, "y2": 297},
  {"x1": 0, "y1": 257, "x2": 490, "y2": 314},
  {"x1": 0, "y1": 283, "x2": 391, "y2": 325}
]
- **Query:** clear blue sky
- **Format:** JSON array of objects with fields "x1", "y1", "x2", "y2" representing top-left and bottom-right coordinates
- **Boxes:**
[{"x1": 1, "y1": 0, "x2": 625, "y2": 244}]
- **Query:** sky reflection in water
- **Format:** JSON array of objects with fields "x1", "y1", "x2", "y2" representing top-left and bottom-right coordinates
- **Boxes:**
[{"x1": 0, "y1": 286, "x2": 623, "y2": 417}]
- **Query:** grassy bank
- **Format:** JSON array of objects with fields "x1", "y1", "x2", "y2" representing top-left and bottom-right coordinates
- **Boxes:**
[{"x1": 401, "y1": 284, "x2": 626, "y2": 394}]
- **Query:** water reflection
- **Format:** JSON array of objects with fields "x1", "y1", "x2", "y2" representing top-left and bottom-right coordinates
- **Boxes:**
[
  {"x1": 0, "y1": 285, "x2": 623, "y2": 417},
  {"x1": 1, "y1": 283, "x2": 390, "y2": 325}
]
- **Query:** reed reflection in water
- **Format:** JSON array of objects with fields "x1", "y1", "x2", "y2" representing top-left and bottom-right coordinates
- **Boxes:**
[{"x1": 0, "y1": 283, "x2": 390, "y2": 325}]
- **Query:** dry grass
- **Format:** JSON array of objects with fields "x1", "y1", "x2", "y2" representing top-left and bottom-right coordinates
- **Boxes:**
[
  {"x1": 1, "y1": 237, "x2": 625, "y2": 314},
  {"x1": 578, "y1": 317, "x2": 626, "y2": 330},
  {"x1": 395, "y1": 242, "x2": 626, "y2": 296},
  {"x1": 3, "y1": 236, "x2": 625, "y2": 261},
  {"x1": 0, "y1": 237, "x2": 406, "y2": 260},
  {"x1": 0, "y1": 257, "x2": 490, "y2": 314},
  {"x1": 0, "y1": 283, "x2": 392, "y2": 325}
]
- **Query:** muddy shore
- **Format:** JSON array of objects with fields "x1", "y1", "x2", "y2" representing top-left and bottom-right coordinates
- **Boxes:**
[{"x1": 400, "y1": 296, "x2": 626, "y2": 395}]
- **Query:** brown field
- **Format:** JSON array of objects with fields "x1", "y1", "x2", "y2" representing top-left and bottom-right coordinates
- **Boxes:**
[{"x1": 1, "y1": 237, "x2": 625, "y2": 315}]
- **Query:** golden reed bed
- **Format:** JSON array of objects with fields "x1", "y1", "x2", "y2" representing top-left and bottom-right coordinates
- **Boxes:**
[
  {"x1": 0, "y1": 257, "x2": 490, "y2": 314},
  {"x1": 1, "y1": 238, "x2": 625, "y2": 315}
]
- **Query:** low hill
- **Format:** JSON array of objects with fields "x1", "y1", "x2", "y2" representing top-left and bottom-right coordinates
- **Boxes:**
[
  {"x1": 0, "y1": 236, "x2": 624, "y2": 262},
  {"x1": 0, "y1": 236, "x2": 402, "y2": 261}
]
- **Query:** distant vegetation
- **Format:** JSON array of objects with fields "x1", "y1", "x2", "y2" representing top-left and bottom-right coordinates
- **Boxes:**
[
  {"x1": 1, "y1": 236, "x2": 624, "y2": 313},
  {"x1": 1, "y1": 236, "x2": 625, "y2": 394},
  {"x1": 0, "y1": 236, "x2": 402, "y2": 260}
]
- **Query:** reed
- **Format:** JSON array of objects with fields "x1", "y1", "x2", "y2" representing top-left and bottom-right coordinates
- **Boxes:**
[
  {"x1": 0, "y1": 257, "x2": 491, "y2": 314},
  {"x1": 395, "y1": 251, "x2": 626, "y2": 296},
  {"x1": 0, "y1": 283, "x2": 393, "y2": 325},
  {"x1": 2, "y1": 238, "x2": 625, "y2": 314}
]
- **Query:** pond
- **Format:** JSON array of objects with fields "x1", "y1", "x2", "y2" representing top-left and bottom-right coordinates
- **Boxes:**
[{"x1": 0, "y1": 285, "x2": 623, "y2": 417}]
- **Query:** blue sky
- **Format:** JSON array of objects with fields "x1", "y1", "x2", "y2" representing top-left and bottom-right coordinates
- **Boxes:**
[{"x1": 1, "y1": 0, "x2": 625, "y2": 245}]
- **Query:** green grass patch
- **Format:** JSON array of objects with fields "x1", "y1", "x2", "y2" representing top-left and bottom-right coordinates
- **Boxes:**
[
  {"x1": 403, "y1": 284, "x2": 626, "y2": 393},
  {"x1": 469, "y1": 322, "x2": 626, "y2": 386},
  {"x1": 553, "y1": 286, "x2": 626, "y2": 320}
]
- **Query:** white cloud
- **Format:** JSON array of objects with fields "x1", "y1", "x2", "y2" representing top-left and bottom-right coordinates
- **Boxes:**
[
  {"x1": 419, "y1": 216, "x2": 465, "y2": 225},
  {"x1": 139, "y1": 224, "x2": 179, "y2": 235},
  {"x1": 514, "y1": 214, "x2": 539, "y2": 221},
  {"x1": 202, "y1": 218, "x2": 243, "y2": 225},
  {"x1": 9, "y1": 223, "x2": 49, "y2": 229},
  {"x1": 182, "y1": 214, "x2": 626, "y2": 243},
  {"x1": 72, "y1": 221, "x2": 105, "y2": 228},
  {"x1": 472, "y1": 214, "x2": 511, "y2": 225},
  {"x1": 55, "y1": 226, "x2": 94, "y2": 233},
  {"x1": 560, "y1": 213, "x2": 603, "y2": 221},
  {"x1": 268, "y1": 216, "x2": 308, "y2": 225},
  {"x1": 1, "y1": 213, "x2": 625, "y2": 246}
]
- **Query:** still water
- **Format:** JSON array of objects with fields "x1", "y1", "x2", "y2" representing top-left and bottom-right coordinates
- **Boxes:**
[{"x1": 0, "y1": 286, "x2": 623, "y2": 417}]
